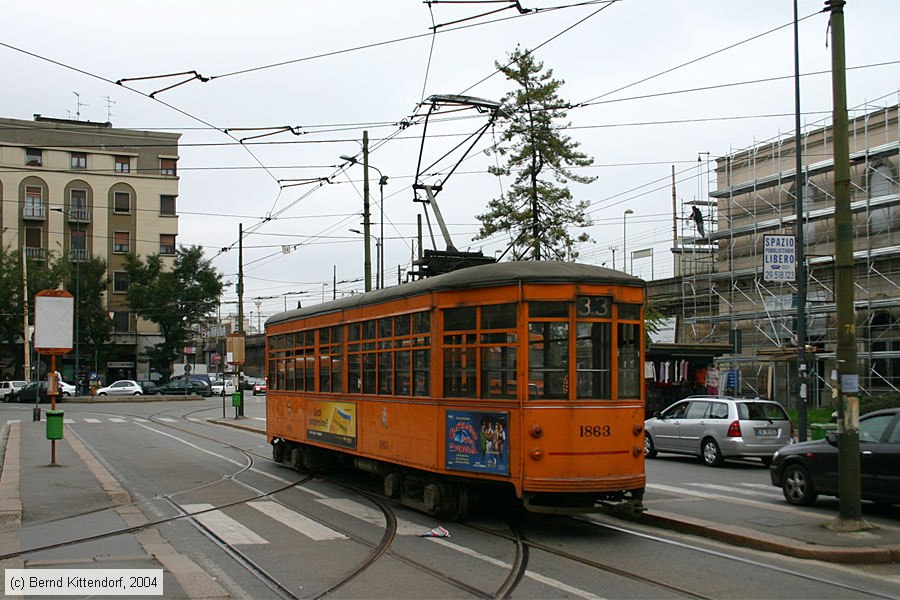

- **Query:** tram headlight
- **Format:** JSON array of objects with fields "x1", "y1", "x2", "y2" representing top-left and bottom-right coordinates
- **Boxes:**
[
  {"x1": 529, "y1": 447, "x2": 544, "y2": 460},
  {"x1": 530, "y1": 424, "x2": 543, "y2": 438}
]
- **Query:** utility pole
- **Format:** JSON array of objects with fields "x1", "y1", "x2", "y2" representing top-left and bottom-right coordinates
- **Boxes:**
[
  {"x1": 793, "y1": 0, "x2": 808, "y2": 442},
  {"x1": 827, "y1": 0, "x2": 868, "y2": 532},
  {"x1": 22, "y1": 250, "x2": 31, "y2": 383},
  {"x1": 237, "y1": 223, "x2": 245, "y2": 417},
  {"x1": 363, "y1": 131, "x2": 372, "y2": 292}
]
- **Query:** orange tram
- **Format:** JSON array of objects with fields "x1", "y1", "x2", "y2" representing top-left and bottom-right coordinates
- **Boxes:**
[{"x1": 265, "y1": 261, "x2": 646, "y2": 518}]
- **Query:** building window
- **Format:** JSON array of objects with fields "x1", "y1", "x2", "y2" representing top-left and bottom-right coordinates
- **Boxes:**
[
  {"x1": 71, "y1": 152, "x2": 87, "y2": 169},
  {"x1": 113, "y1": 271, "x2": 129, "y2": 293},
  {"x1": 113, "y1": 231, "x2": 130, "y2": 253},
  {"x1": 114, "y1": 156, "x2": 131, "y2": 173},
  {"x1": 113, "y1": 191, "x2": 130, "y2": 213},
  {"x1": 25, "y1": 227, "x2": 42, "y2": 249},
  {"x1": 160, "y1": 195, "x2": 176, "y2": 216},
  {"x1": 112, "y1": 312, "x2": 130, "y2": 332},
  {"x1": 160, "y1": 158, "x2": 177, "y2": 176},
  {"x1": 24, "y1": 186, "x2": 44, "y2": 219},
  {"x1": 159, "y1": 234, "x2": 176, "y2": 255},
  {"x1": 25, "y1": 148, "x2": 42, "y2": 166},
  {"x1": 69, "y1": 189, "x2": 88, "y2": 220},
  {"x1": 70, "y1": 229, "x2": 87, "y2": 261}
]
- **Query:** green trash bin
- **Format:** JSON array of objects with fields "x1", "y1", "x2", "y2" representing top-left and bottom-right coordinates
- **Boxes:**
[
  {"x1": 810, "y1": 423, "x2": 838, "y2": 440},
  {"x1": 231, "y1": 392, "x2": 242, "y2": 408},
  {"x1": 46, "y1": 410, "x2": 65, "y2": 440}
]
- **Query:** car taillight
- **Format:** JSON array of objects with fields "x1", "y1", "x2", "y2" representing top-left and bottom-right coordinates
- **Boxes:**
[{"x1": 727, "y1": 420, "x2": 742, "y2": 437}]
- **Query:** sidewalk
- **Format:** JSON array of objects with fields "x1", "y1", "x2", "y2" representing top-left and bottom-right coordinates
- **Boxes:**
[{"x1": 0, "y1": 419, "x2": 228, "y2": 598}]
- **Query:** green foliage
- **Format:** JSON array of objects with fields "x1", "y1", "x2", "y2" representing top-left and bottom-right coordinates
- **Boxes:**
[
  {"x1": 0, "y1": 245, "x2": 64, "y2": 344},
  {"x1": 476, "y1": 47, "x2": 595, "y2": 261},
  {"x1": 644, "y1": 299, "x2": 666, "y2": 346},
  {"x1": 124, "y1": 246, "x2": 222, "y2": 380},
  {"x1": 59, "y1": 255, "x2": 111, "y2": 371}
]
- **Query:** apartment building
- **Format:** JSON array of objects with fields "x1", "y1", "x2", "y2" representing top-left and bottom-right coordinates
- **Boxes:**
[
  {"x1": 0, "y1": 115, "x2": 181, "y2": 382},
  {"x1": 678, "y1": 103, "x2": 900, "y2": 408}
]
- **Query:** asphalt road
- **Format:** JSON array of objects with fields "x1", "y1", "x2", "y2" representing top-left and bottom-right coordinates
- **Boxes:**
[{"x1": 1, "y1": 398, "x2": 898, "y2": 599}]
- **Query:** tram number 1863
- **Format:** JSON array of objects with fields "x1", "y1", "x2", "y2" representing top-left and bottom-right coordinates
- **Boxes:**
[{"x1": 579, "y1": 425, "x2": 611, "y2": 437}]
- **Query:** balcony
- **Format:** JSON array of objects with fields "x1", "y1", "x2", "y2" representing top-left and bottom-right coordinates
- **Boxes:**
[
  {"x1": 23, "y1": 205, "x2": 46, "y2": 220},
  {"x1": 67, "y1": 207, "x2": 91, "y2": 222},
  {"x1": 24, "y1": 247, "x2": 46, "y2": 260},
  {"x1": 68, "y1": 248, "x2": 88, "y2": 262}
]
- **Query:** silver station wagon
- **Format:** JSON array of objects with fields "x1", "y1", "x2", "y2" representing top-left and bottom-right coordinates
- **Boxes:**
[{"x1": 644, "y1": 396, "x2": 793, "y2": 467}]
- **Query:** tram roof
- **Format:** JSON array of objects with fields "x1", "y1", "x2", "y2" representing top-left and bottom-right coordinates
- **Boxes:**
[{"x1": 267, "y1": 261, "x2": 643, "y2": 327}]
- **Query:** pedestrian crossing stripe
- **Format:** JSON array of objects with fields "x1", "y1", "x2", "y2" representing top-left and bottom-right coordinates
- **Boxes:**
[
  {"x1": 248, "y1": 501, "x2": 346, "y2": 541},
  {"x1": 84, "y1": 418, "x2": 101, "y2": 423},
  {"x1": 181, "y1": 503, "x2": 267, "y2": 545}
]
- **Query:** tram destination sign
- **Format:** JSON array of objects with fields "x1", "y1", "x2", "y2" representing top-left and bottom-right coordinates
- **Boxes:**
[{"x1": 763, "y1": 234, "x2": 796, "y2": 282}]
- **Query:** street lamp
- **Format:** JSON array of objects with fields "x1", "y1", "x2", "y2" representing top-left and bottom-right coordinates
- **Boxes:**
[
  {"x1": 349, "y1": 229, "x2": 381, "y2": 288},
  {"x1": 52, "y1": 206, "x2": 81, "y2": 389},
  {"x1": 340, "y1": 151, "x2": 387, "y2": 290},
  {"x1": 623, "y1": 209, "x2": 634, "y2": 273}
]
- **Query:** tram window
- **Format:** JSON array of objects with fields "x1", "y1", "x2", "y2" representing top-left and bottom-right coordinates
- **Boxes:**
[
  {"x1": 304, "y1": 354, "x2": 315, "y2": 391},
  {"x1": 414, "y1": 311, "x2": 431, "y2": 334},
  {"x1": 305, "y1": 330, "x2": 315, "y2": 347},
  {"x1": 617, "y1": 303, "x2": 641, "y2": 321},
  {"x1": 575, "y1": 322, "x2": 611, "y2": 399},
  {"x1": 413, "y1": 350, "x2": 430, "y2": 396},
  {"x1": 277, "y1": 360, "x2": 287, "y2": 391},
  {"x1": 444, "y1": 306, "x2": 477, "y2": 331},
  {"x1": 378, "y1": 352, "x2": 393, "y2": 395},
  {"x1": 394, "y1": 314, "x2": 411, "y2": 337},
  {"x1": 444, "y1": 347, "x2": 476, "y2": 398},
  {"x1": 378, "y1": 317, "x2": 393, "y2": 339},
  {"x1": 617, "y1": 323, "x2": 641, "y2": 399},
  {"x1": 482, "y1": 303, "x2": 516, "y2": 330},
  {"x1": 330, "y1": 325, "x2": 342, "y2": 343},
  {"x1": 349, "y1": 323, "x2": 361, "y2": 342},
  {"x1": 287, "y1": 357, "x2": 297, "y2": 390},
  {"x1": 363, "y1": 353, "x2": 377, "y2": 394},
  {"x1": 482, "y1": 346, "x2": 517, "y2": 399},
  {"x1": 348, "y1": 355, "x2": 361, "y2": 394},
  {"x1": 320, "y1": 355, "x2": 332, "y2": 392},
  {"x1": 363, "y1": 320, "x2": 376, "y2": 340},
  {"x1": 330, "y1": 355, "x2": 342, "y2": 393},
  {"x1": 529, "y1": 302, "x2": 568, "y2": 319},
  {"x1": 528, "y1": 322, "x2": 569, "y2": 400},
  {"x1": 395, "y1": 350, "x2": 411, "y2": 395}
]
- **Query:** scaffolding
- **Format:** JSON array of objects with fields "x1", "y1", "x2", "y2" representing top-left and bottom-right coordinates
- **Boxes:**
[{"x1": 678, "y1": 100, "x2": 900, "y2": 408}]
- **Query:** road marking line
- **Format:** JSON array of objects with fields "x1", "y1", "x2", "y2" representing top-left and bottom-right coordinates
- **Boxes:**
[
  {"x1": 252, "y1": 417, "x2": 266, "y2": 421},
  {"x1": 83, "y1": 418, "x2": 101, "y2": 423},
  {"x1": 248, "y1": 501, "x2": 346, "y2": 540},
  {"x1": 686, "y1": 483, "x2": 777, "y2": 498},
  {"x1": 109, "y1": 418, "x2": 126, "y2": 423},
  {"x1": 63, "y1": 419, "x2": 75, "y2": 424},
  {"x1": 316, "y1": 498, "x2": 423, "y2": 536},
  {"x1": 181, "y1": 503, "x2": 267, "y2": 545},
  {"x1": 157, "y1": 417, "x2": 177, "y2": 422},
  {"x1": 427, "y1": 537, "x2": 603, "y2": 600},
  {"x1": 6, "y1": 420, "x2": 20, "y2": 425}
]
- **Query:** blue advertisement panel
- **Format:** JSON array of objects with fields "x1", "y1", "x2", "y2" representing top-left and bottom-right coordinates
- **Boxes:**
[{"x1": 446, "y1": 410, "x2": 509, "y2": 476}]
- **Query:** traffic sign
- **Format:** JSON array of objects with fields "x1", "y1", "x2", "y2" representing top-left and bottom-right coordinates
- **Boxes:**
[{"x1": 763, "y1": 235, "x2": 796, "y2": 282}]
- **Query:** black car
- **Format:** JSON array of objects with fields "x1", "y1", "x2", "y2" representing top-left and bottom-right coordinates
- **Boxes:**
[
  {"x1": 153, "y1": 379, "x2": 211, "y2": 397},
  {"x1": 770, "y1": 408, "x2": 900, "y2": 506},
  {"x1": 9, "y1": 381, "x2": 50, "y2": 403}
]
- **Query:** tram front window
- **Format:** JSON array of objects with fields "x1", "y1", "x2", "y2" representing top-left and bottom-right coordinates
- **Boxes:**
[
  {"x1": 575, "y1": 322, "x2": 611, "y2": 399},
  {"x1": 528, "y1": 322, "x2": 569, "y2": 399}
]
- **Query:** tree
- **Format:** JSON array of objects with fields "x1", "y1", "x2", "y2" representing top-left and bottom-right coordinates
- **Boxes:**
[
  {"x1": 59, "y1": 256, "x2": 111, "y2": 375},
  {"x1": 476, "y1": 47, "x2": 596, "y2": 261},
  {"x1": 124, "y1": 246, "x2": 223, "y2": 381}
]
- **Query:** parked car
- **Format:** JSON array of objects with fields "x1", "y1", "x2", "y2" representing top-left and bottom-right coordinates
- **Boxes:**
[
  {"x1": 9, "y1": 381, "x2": 50, "y2": 404},
  {"x1": 210, "y1": 378, "x2": 237, "y2": 395},
  {"x1": 644, "y1": 396, "x2": 793, "y2": 467},
  {"x1": 95, "y1": 380, "x2": 144, "y2": 396},
  {"x1": 770, "y1": 407, "x2": 900, "y2": 506},
  {"x1": 138, "y1": 380, "x2": 158, "y2": 394},
  {"x1": 153, "y1": 379, "x2": 212, "y2": 397},
  {"x1": 252, "y1": 378, "x2": 267, "y2": 396},
  {"x1": 242, "y1": 377, "x2": 260, "y2": 391},
  {"x1": 58, "y1": 380, "x2": 76, "y2": 396},
  {"x1": 0, "y1": 380, "x2": 26, "y2": 402}
]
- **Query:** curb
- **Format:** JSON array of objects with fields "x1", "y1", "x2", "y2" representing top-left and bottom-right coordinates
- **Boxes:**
[
  {"x1": 207, "y1": 419, "x2": 266, "y2": 436},
  {"x1": 637, "y1": 510, "x2": 900, "y2": 564}
]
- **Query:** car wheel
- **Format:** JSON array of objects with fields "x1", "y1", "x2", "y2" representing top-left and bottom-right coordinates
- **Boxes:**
[
  {"x1": 133, "y1": 392, "x2": 142, "y2": 396},
  {"x1": 644, "y1": 433, "x2": 657, "y2": 458},
  {"x1": 98, "y1": 392, "x2": 107, "y2": 396},
  {"x1": 62, "y1": 391, "x2": 71, "y2": 397},
  {"x1": 782, "y1": 463, "x2": 817, "y2": 506},
  {"x1": 701, "y1": 438, "x2": 724, "y2": 467},
  {"x1": 761, "y1": 456, "x2": 773, "y2": 467}
]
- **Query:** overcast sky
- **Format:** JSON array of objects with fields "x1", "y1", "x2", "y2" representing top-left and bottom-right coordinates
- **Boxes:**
[{"x1": 4, "y1": 0, "x2": 899, "y2": 324}]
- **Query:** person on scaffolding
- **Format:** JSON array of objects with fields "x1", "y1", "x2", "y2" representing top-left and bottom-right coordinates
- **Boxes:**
[{"x1": 691, "y1": 206, "x2": 705, "y2": 237}]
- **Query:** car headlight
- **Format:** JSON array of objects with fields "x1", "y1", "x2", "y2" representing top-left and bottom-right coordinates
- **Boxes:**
[{"x1": 772, "y1": 450, "x2": 779, "y2": 461}]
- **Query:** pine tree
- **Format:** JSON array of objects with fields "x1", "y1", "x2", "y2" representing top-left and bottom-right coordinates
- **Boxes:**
[{"x1": 476, "y1": 47, "x2": 595, "y2": 260}]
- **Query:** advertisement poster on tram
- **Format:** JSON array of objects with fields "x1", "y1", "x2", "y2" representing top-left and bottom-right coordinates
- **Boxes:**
[
  {"x1": 307, "y1": 401, "x2": 357, "y2": 448},
  {"x1": 445, "y1": 410, "x2": 509, "y2": 476}
]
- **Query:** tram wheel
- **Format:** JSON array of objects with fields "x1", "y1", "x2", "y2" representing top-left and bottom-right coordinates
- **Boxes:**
[
  {"x1": 272, "y1": 442, "x2": 285, "y2": 463},
  {"x1": 290, "y1": 446, "x2": 305, "y2": 471}
]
